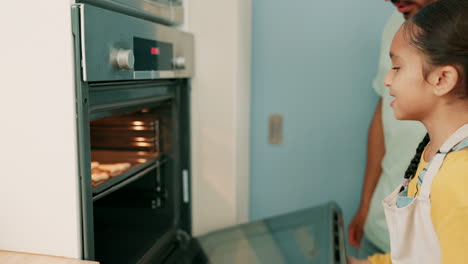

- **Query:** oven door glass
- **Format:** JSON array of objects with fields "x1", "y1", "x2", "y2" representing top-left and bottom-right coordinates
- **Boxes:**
[{"x1": 196, "y1": 202, "x2": 347, "y2": 264}]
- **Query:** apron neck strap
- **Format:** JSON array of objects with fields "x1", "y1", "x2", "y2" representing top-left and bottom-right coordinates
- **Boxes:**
[
  {"x1": 419, "y1": 124, "x2": 468, "y2": 198},
  {"x1": 439, "y1": 124, "x2": 468, "y2": 153}
]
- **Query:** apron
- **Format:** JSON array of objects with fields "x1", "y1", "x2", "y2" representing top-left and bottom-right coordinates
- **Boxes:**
[{"x1": 382, "y1": 124, "x2": 468, "y2": 264}]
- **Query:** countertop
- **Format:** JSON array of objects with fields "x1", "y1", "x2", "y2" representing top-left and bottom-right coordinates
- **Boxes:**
[{"x1": 0, "y1": 250, "x2": 99, "y2": 264}]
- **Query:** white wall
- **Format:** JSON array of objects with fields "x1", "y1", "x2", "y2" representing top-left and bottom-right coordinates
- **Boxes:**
[
  {"x1": 0, "y1": 0, "x2": 251, "y2": 255},
  {"x1": 0, "y1": 1, "x2": 81, "y2": 258},
  {"x1": 188, "y1": 0, "x2": 252, "y2": 235}
]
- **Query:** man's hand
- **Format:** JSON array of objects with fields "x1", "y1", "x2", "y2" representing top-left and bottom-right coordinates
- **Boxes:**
[
  {"x1": 348, "y1": 209, "x2": 367, "y2": 248},
  {"x1": 347, "y1": 256, "x2": 371, "y2": 264}
]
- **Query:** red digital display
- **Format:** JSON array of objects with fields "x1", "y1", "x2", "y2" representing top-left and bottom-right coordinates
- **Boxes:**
[{"x1": 150, "y1": 47, "x2": 159, "y2": 55}]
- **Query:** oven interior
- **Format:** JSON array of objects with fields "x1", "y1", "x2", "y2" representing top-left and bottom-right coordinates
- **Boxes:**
[
  {"x1": 91, "y1": 104, "x2": 176, "y2": 263},
  {"x1": 90, "y1": 103, "x2": 172, "y2": 195}
]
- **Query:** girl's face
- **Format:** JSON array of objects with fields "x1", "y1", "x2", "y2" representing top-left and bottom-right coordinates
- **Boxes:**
[{"x1": 384, "y1": 27, "x2": 436, "y2": 121}]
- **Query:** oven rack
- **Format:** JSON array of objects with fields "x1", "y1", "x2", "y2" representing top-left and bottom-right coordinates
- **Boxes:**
[{"x1": 91, "y1": 150, "x2": 166, "y2": 201}]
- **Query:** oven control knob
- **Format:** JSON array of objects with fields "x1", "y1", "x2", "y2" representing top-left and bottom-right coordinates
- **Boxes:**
[
  {"x1": 115, "y1": 49, "x2": 135, "y2": 70},
  {"x1": 172, "y1": 56, "x2": 186, "y2": 69}
]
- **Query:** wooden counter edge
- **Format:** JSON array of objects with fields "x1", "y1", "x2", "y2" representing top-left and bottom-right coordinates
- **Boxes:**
[{"x1": 0, "y1": 250, "x2": 99, "y2": 264}]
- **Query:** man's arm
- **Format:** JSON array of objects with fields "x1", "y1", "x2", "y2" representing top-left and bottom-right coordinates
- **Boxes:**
[
  {"x1": 360, "y1": 98, "x2": 385, "y2": 214},
  {"x1": 348, "y1": 99, "x2": 386, "y2": 248}
]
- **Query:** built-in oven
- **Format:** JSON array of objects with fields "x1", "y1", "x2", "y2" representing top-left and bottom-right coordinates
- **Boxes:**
[{"x1": 72, "y1": 4, "x2": 200, "y2": 263}]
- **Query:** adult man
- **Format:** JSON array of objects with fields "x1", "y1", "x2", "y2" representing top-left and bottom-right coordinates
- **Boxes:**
[{"x1": 348, "y1": 0, "x2": 437, "y2": 260}]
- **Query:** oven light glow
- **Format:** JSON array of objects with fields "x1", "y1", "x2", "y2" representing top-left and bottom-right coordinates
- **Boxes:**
[
  {"x1": 137, "y1": 158, "x2": 148, "y2": 163},
  {"x1": 135, "y1": 142, "x2": 151, "y2": 147},
  {"x1": 132, "y1": 121, "x2": 144, "y2": 126},
  {"x1": 133, "y1": 137, "x2": 147, "y2": 142}
]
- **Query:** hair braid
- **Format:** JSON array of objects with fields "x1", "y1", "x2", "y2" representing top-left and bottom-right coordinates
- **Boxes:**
[{"x1": 403, "y1": 133, "x2": 430, "y2": 181}]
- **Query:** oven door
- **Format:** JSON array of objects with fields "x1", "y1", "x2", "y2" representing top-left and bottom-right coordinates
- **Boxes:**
[{"x1": 195, "y1": 202, "x2": 347, "y2": 264}]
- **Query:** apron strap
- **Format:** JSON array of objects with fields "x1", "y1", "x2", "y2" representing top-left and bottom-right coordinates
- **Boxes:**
[
  {"x1": 419, "y1": 124, "x2": 468, "y2": 198},
  {"x1": 453, "y1": 138, "x2": 468, "y2": 151},
  {"x1": 419, "y1": 154, "x2": 446, "y2": 198},
  {"x1": 439, "y1": 124, "x2": 468, "y2": 153}
]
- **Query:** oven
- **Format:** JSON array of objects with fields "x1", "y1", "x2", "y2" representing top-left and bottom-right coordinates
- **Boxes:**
[{"x1": 72, "y1": 4, "x2": 198, "y2": 263}]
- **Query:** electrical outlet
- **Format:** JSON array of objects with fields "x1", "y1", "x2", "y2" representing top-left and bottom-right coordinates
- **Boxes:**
[{"x1": 268, "y1": 114, "x2": 283, "y2": 145}]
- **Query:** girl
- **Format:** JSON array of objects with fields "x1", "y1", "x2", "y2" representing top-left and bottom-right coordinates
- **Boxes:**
[{"x1": 349, "y1": 0, "x2": 468, "y2": 263}]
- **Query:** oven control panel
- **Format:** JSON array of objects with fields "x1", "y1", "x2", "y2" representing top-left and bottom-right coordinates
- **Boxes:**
[
  {"x1": 79, "y1": 4, "x2": 193, "y2": 82},
  {"x1": 133, "y1": 37, "x2": 173, "y2": 71}
]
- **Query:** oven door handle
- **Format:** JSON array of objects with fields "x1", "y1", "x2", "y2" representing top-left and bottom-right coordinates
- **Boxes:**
[{"x1": 89, "y1": 95, "x2": 173, "y2": 116}]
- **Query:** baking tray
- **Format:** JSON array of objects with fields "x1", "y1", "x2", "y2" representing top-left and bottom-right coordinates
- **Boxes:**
[{"x1": 91, "y1": 150, "x2": 162, "y2": 197}]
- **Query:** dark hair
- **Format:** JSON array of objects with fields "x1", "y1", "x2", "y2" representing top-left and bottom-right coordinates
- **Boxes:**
[
  {"x1": 401, "y1": 0, "x2": 468, "y2": 181},
  {"x1": 403, "y1": 133, "x2": 430, "y2": 183},
  {"x1": 403, "y1": 0, "x2": 468, "y2": 94}
]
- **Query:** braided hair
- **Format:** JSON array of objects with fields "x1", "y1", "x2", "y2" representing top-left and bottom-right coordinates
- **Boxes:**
[{"x1": 401, "y1": 133, "x2": 430, "y2": 191}]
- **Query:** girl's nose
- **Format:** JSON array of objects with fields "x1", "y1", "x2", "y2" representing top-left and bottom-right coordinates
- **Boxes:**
[{"x1": 384, "y1": 70, "x2": 393, "y2": 88}]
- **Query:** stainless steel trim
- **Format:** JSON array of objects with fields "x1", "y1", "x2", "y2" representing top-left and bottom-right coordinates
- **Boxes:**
[
  {"x1": 182, "y1": 169, "x2": 189, "y2": 203},
  {"x1": 79, "y1": 5, "x2": 88, "y2": 81},
  {"x1": 134, "y1": 70, "x2": 176, "y2": 79},
  {"x1": 80, "y1": 4, "x2": 193, "y2": 82},
  {"x1": 73, "y1": 5, "x2": 95, "y2": 259},
  {"x1": 77, "y1": 0, "x2": 184, "y2": 26}
]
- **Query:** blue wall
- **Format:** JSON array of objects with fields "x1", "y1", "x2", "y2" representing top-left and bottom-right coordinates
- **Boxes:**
[{"x1": 250, "y1": 0, "x2": 394, "y2": 236}]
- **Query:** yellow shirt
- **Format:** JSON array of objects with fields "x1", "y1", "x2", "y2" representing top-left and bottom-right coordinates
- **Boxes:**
[{"x1": 368, "y1": 147, "x2": 468, "y2": 264}]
